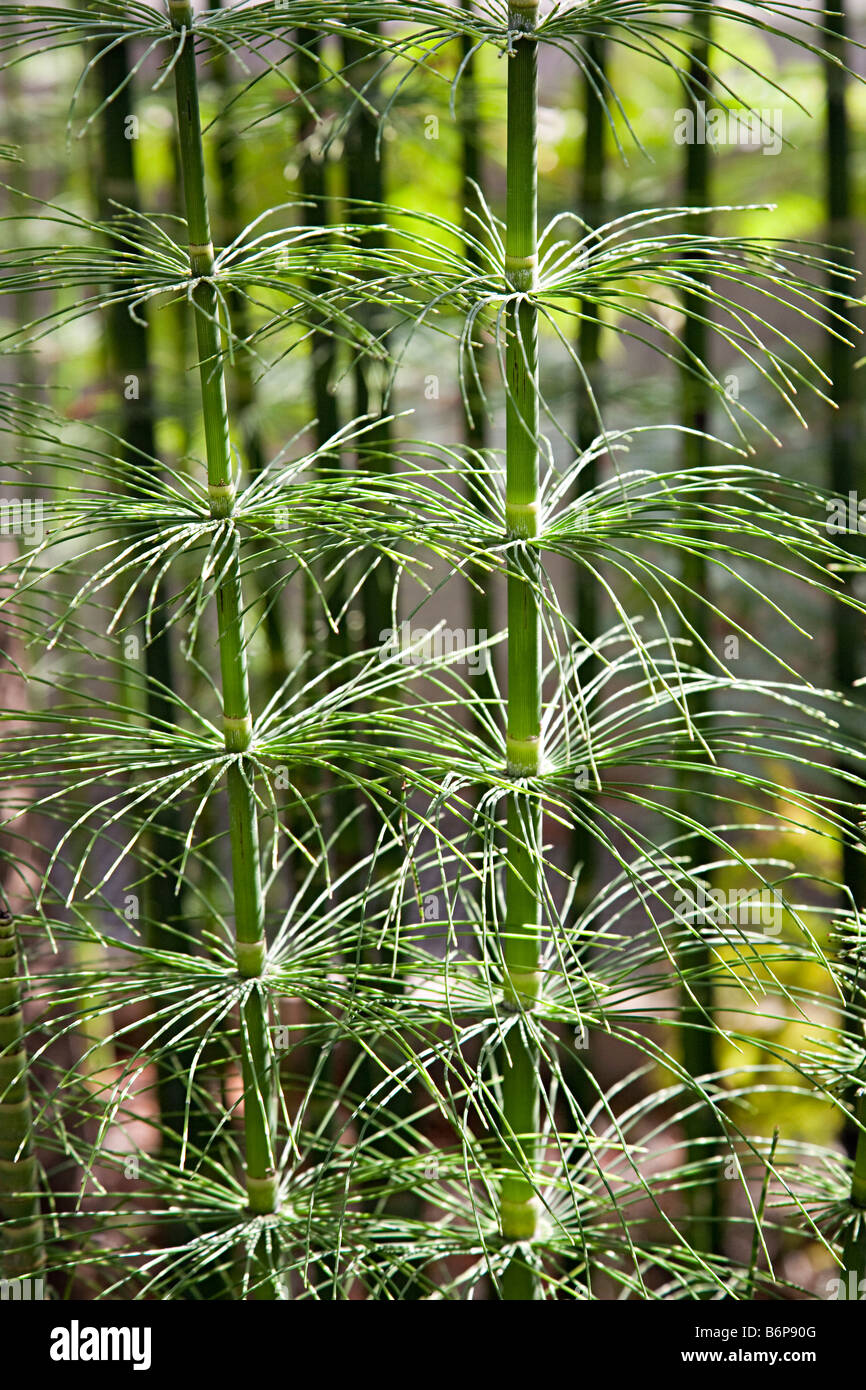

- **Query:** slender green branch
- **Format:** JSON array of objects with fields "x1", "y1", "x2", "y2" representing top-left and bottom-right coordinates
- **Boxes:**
[
  {"x1": 169, "y1": 2, "x2": 275, "y2": 1234},
  {"x1": 500, "y1": 0, "x2": 541, "y2": 1301},
  {"x1": 214, "y1": 1, "x2": 288, "y2": 695}
]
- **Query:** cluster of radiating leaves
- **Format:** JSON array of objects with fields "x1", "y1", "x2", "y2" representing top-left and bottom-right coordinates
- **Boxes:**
[
  {"x1": 2, "y1": 388, "x2": 864, "y2": 1296},
  {"x1": 0, "y1": 0, "x2": 864, "y2": 1301},
  {"x1": 0, "y1": 0, "x2": 856, "y2": 154},
  {"x1": 1, "y1": 193, "x2": 856, "y2": 457},
  {"x1": 2, "y1": 824, "x2": 860, "y2": 1298}
]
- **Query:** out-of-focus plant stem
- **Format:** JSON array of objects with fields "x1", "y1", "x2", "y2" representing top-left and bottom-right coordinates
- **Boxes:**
[
  {"x1": 499, "y1": 0, "x2": 541, "y2": 1301},
  {"x1": 460, "y1": 0, "x2": 493, "y2": 684},
  {"x1": 677, "y1": 7, "x2": 723, "y2": 1260},
  {"x1": 824, "y1": 0, "x2": 866, "y2": 1163},
  {"x1": 571, "y1": 32, "x2": 606, "y2": 910},
  {"x1": 97, "y1": 36, "x2": 193, "y2": 1143}
]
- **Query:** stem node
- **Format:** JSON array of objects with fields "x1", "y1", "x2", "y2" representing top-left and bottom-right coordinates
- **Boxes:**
[
  {"x1": 246, "y1": 1172, "x2": 279, "y2": 1215},
  {"x1": 503, "y1": 967, "x2": 541, "y2": 1010},
  {"x1": 236, "y1": 939, "x2": 266, "y2": 978},
  {"x1": 500, "y1": 1194, "x2": 540, "y2": 1240}
]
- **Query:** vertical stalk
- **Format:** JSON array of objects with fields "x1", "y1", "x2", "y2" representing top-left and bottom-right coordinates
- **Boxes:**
[
  {"x1": 460, "y1": 3, "x2": 497, "y2": 945},
  {"x1": 0, "y1": 910, "x2": 44, "y2": 1279},
  {"x1": 213, "y1": 0, "x2": 288, "y2": 695},
  {"x1": 339, "y1": 28, "x2": 410, "y2": 1176},
  {"x1": 571, "y1": 34, "x2": 605, "y2": 909},
  {"x1": 296, "y1": 29, "x2": 345, "y2": 681},
  {"x1": 297, "y1": 31, "x2": 340, "y2": 464},
  {"x1": 825, "y1": 0, "x2": 858, "y2": 673},
  {"x1": 341, "y1": 24, "x2": 394, "y2": 651},
  {"x1": 295, "y1": 32, "x2": 353, "y2": 892},
  {"x1": 677, "y1": 9, "x2": 722, "y2": 1258},
  {"x1": 500, "y1": 0, "x2": 541, "y2": 1301},
  {"x1": 824, "y1": 0, "x2": 866, "y2": 1161},
  {"x1": 563, "y1": 36, "x2": 608, "y2": 1131},
  {"x1": 168, "y1": 4, "x2": 276, "y2": 1242},
  {"x1": 460, "y1": 0, "x2": 493, "y2": 671},
  {"x1": 171, "y1": 131, "x2": 195, "y2": 463},
  {"x1": 96, "y1": 34, "x2": 194, "y2": 1146},
  {"x1": 574, "y1": 33, "x2": 605, "y2": 647}
]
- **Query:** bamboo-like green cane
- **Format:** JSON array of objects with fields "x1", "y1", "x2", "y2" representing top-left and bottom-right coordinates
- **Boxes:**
[
  {"x1": 168, "y1": 3, "x2": 276, "y2": 1242},
  {"x1": 677, "y1": 7, "x2": 723, "y2": 1260},
  {"x1": 214, "y1": 0, "x2": 288, "y2": 696},
  {"x1": 499, "y1": 0, "x2": 541, "y2": 1301},
  {"x1": 0, "y1": 910, "x2": 44, "y2": 1280}
]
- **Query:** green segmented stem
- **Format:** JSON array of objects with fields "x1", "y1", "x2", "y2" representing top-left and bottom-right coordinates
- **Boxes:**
[
  {"x1": 500, "y1": 1, "x2": 541, "y2": 1301},
  {"x1": 169, "y1": 5, "x2": 276, "y2": 1239},
  {"x1": 213, "y1": 0, "x2": 289, "y2": 695},
  {"x1": 0, "y1": 912, "x2": 44, "y2": 1279}
]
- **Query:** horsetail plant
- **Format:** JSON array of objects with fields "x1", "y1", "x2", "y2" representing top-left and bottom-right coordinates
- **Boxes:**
[
  {"x1": 1, "y1": 0, "x2": 866, "y2": 1308},
  {"x1": 167, "y1": 0, "x2": 277, "y2": 1254}
]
